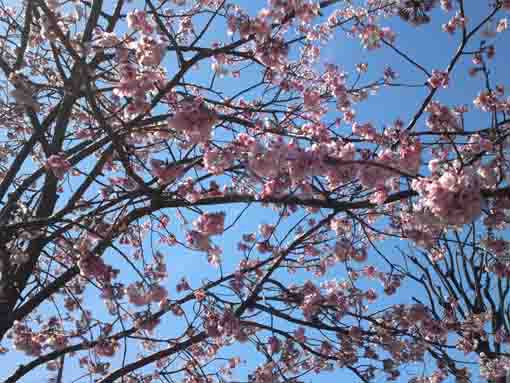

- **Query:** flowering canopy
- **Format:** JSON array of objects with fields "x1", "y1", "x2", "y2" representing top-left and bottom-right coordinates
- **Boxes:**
[{"x1": 0, "y1": 0, "x2": 509, "y2": 382}]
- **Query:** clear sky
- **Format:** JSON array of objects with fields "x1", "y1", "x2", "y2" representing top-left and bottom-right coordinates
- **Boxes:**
[{"x1": 1, "y1": 1, "x2": 509, "y2": 382}]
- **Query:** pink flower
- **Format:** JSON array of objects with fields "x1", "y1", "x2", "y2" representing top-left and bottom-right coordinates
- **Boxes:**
[
  {"x1": 427, "y1": 70, "x2": 449, "y2": 88},
  {"x1": 176, "y1": 277, "x2": 191, "y2": 292},
  {"x1": 248, "y1": 148, "x2": 282, "y2": 179},
  {"x1": 440, "y1": 0, "x2": 453, "y2": 11},
  {"x1": 485, "y1": 238, "x2": 509, "y2": 257},
  {"x1": 168, "y1": 100, "x2": 217, "y2": 145},
  {"x1": 438, "y1": 171, "x2": 457, "y2": 190},
  {"x1": 412, "y1": 169, "x2": 483, "y2": 225},
  {"x1": 186, "y1": 230, "x2": 211, "y2": 251},
  {"x1": 194, "y1": 289, "x2": 207, "y2": 301},
  {"x1": 127, "y1": 10, "x2": 153, "y2": 33},
  {"x1": 442, "y1": 12, "x2": 466, "y2": 34},
  {"x1": 384, "y1": 66, "x2": 397, "y2": 82},
  {"x1": 362, "y1": 265, "x2": 378, "y2": 279},
  {"x1": 259, "y1": 224, "x2": 275, "y2": 239},
  {"x1": 150, "y1": 284, "x2": 168, "y2": 303},
  {"x1": 425, "y1": 101, "x2": 461, "y2": 132},
  {"x1": 135, "y1": 317, "x2": 160, "y2": 332},
  {"x1": 473, "y1": 91, "x2": 498, "y2": 112},
  {"x1": 497, "y1": 18, "x2": 509, "y2": 32},
  {"x1": 478, "y1": 163, "x2": 498, "y2": 188},
  {"x1": 150, "y1": 159, "x2": 182, "y2": 184},
  {"x1": 399, "y1": 140, "x2": 421, "y2": 174},
  {"x1": 45, "y1": 334, "x2": 68, "y2": 350},
  {"x1": 194, "y1": 212, "x2": 225, "y2": 236},
  {"x1": 78, "y1": 254, "x2": 111, "y2": 281},
  {"x1": 11, "y1": 322, "x2": 42, "y2": 356},
  {"x1": 428, "y1": 159, "x2": 441, "y2": 174},
  {"x1": 370, "y1": 188, "x2": 388, "y2": 205},
  {"x1": 95, "y1": 32, "x2": 120, "y2": 48},
  {"x1": 126, "y1": 283, "x2": 150, "y2": 306},
  {"x1": 352, "y1": 122, "x2": 376, "y2": 139},
  {"x1": 135, "y1": 36, "x2": 167, "y2": 66},
  {"x1": 359, "y1": 24, "x2": 394, "y2": 50},
  {"x1": 203, "y1": 147, "x2": 234, "y2": 175},
  {"x1": 95, "y1": 340, "x2": 118, "y2": 357},
  {"x1": 365, "y1": 288, "x2": 377, "y2": 302},
  {"x1": 303, "y1": 89, "x2": 322, "y2": 112},
  {"x1": 351, "y1": 247, "x2": 368, "y2": 263}
]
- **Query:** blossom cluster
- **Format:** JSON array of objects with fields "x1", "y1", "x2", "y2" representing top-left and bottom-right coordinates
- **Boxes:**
[
  {"x1": 167, "y1": 99, "x2": 218, "y2": 145},
  {"x1": 412, "y1": 169, "x2": 482, "y2": 225},
  {"x1": 186, "y1": 212, "x2": 225, "y2": 265}
]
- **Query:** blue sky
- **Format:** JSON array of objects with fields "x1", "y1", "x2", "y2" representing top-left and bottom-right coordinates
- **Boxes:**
[{"x1": 1, "y1": 1, "x2": 509, "y2": 382}]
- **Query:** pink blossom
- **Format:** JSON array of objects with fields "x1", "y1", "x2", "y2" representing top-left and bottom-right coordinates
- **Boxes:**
[
  {"x1": 369, "y1": 188, "x2": 388, "y2": 205},
  {"x1": 135, "y1": 316, "x2": 160, "y2": 332},
  {"x1": 352, "y1": 122, "x2": 377, "y2": 140},
  {"x1": 473, "y1": 91, "x2": 499, "y2": 112},
  {"x1": 442, "y1": 12, "x2": 466, "y2": 34},
  {"x1": 497, "y1": 18, "x2": 509, "y2": 32},
  {"x1": 45, "y1": 154, "x2": 71, "y2": 179},
  {"x1": 127, "y1": 10, "x2": 153, "y2": 33},
  {"x1": 194, "y1": 212, "x2": 225, "y2": 236},
  {"x1": 267, "y1": 336, "x2": 281, "y2": 354},
  {"x1": 150, "y1": 284, "x2": 169, "y2": 303},
  {"x1": 135, "y1": 36, "x2": 167, "y2": 66},
  {"x1": 359, "y1": 24, "x2": 394, "y2": 50},
  {"x1": 126, "y1": 283, "x2": 150, "y2": 306},
  {"x1": 186, "y1": 230, "x2": 212, "y2": 251},
  {"x1": 427, "y1": 70, "x2": 449, "y2": 88},
  {"x1": 9, "y1": 72, "x2": 40, "y2": 111},
  {"x1": 425, "y1": 101, "x2": 461, "y2": 132},
  {"x1": 412, "y1": 169, "x2": 482, "y2": 225},
  {"x1": 168, "y1": 100, "x2": 217, "y2": 145},
  {"x1": 259, "y1": 224, "x2": 275, "y2": 239},
  {"x1": 95, "y1": 32, "x2": 121, "y2": 48},
  {"x1": 150, "y1": 159, "x2": 183, "y2": 184},
  {"x1": 203, "y1": 147, "x2": 234, "y2": 175},
  {"x1": 399, "y1": 140, "x2": 421, "y2": 174},
  {"x1": 303, "y1": 89, "x2": 322, "y2": 113},
  {"x1": 440, "y1": 0, "x2": 453, "y2": 11},
  {"x1": 95, "y1": 340, "x2": 119, "y2": 357}
]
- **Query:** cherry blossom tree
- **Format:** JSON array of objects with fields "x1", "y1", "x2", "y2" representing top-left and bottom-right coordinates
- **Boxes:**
[{"x1": 0, "y1": 0, "x2": 509, "y2": 382}]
